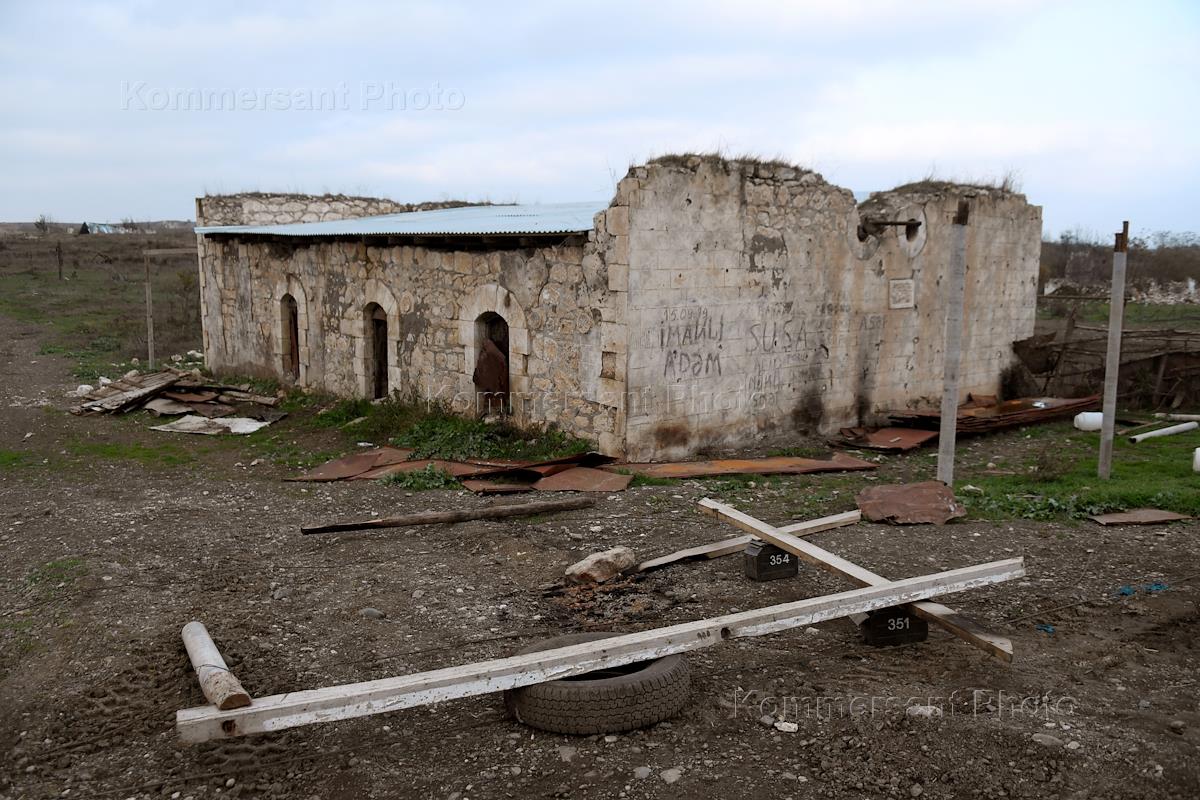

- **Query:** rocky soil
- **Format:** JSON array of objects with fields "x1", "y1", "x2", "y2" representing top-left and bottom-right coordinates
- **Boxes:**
[{"x1": 2, "y1": 312, "x2": 1198, "y2": 799}]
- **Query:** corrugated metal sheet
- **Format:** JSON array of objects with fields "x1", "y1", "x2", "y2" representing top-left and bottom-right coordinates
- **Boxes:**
[{"x1": 195, "y1": 201, "x2": 607, "y2": 238}]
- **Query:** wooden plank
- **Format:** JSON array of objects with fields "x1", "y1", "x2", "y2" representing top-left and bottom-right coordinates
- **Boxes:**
[
  {"x1": 636, "y1": 510, "x2": 861, "y2": 573},
  {"x1": 301, "y1": 497, "x2": 595, "y2": 534},
  {"x1": 177, "y1": 557, "x2": 1023, "y2": 742},
  {"x1": 636, "y1": 535, "x2": 755, "y2": 572},
  {"x1": 778, "y1": 509, "x2": 860, "y2": 535},
  {"x1": 698, "y1": 498, "x2": 1015, "y2": 662},
  {"x1": 182, "y1": 622, "x2": 251, "y2": 710}
]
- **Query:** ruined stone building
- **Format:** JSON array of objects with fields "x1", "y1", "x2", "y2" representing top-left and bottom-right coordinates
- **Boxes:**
[{"x1": 194, "y1": 157, "x2": 1042, "y2": 460}]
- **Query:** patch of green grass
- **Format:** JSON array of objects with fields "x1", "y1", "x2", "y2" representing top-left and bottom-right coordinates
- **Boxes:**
[
  {"x1": 298, "y1": 396, "x2": 593, "y2": 461},
  {"x1": 381, "y1": 464, "x2": 459, "y2": 490},
  {"x1": 1041, "y1": 300, "x2": 1200, "y2": 330},
  {"x1": 766, "y1": 444, "x2": 832, "y2": 459},
  {"x1": 958, "y1": 423, "x2": 1200, "y2": 519},
  {"x1": 307, "y1": 397, "x2": 376, "y2": 429},
  {"x1": 620, "y1": 471, "x2": 678, "y2": 488},
  {"x1": 0, "y1": 449, "x2": 30, "y2": 468},
  {"x1": 26, "y1": 557, "x2": 88, "y2": 592},
  {"x1": 67, "y1": 439, "x2": 193, "y2": 467},
  {"x1": 232, "y1": 431, "x2": 342, "y2": 470},
  {"x1": 0, "y1": 617, "x2": 38, "y2": 667},
  {"x1": 396, "y1": 412, "x2": 593, "y2": 461},
  {"x1": 0, "y1": 247, "x2": 201, "y2": 380},
  {"x1": 776, "y1": 475, "x2": 866, "y2": 519}
]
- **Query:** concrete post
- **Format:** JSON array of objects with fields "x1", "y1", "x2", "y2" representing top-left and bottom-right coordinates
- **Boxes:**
[
  {"x1": 1098, "y1": 221, "x2": 1129, "y2": 479},
  {"x1": 936, "y1": 200, "x2": 970, "y2": 486}
]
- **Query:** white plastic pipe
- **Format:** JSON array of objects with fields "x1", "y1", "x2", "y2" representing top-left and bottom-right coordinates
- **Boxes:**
[
  {"x1": 1128, "y1": 421, "x2": 1198, "y2": 444},
  {"x1": 1155, "y1": 413, "x2": 1200, "y2": 422}
]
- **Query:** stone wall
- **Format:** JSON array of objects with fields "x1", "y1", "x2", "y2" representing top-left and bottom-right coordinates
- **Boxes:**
[
  {"x1": 618, "y1": 157, "x2": 1041, "y2": 460},
  {"x1": 196, "y1": 229, "x2": 627, "y2": 452},
  {"x1": 195, "y1": 193, "x2": 484, "y2": 227},
  {"x1": 195, "y1": 163, "x2": 1041, "y2": 461}
]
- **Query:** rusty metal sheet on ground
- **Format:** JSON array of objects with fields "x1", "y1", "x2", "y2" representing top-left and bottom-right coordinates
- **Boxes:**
[
  {"x1": 286, "y1": 447, "x2": 414, "y2": 482},
  {"x1": 460, "y1": 452, "x2": 617, "y2": 481},
  {"x1": 887, "y1": 395, "x2": 1100, "y2": 433},
  {"x1": 838, "y1": 427, "x2": 938, "y2": 451},
  {"x1": 856, "y1": 481, "x2": 966, "y2": 525},
  {"x1": 618, "y1": 452, "x2": 876, "y2": 479},
  {"x1": 187, "y1": 402, "x2": 237, "y2": 419},
  {"x1": 460, "y1": 479, "x2": 535, "y2": 494},
  {"x1": 1089, "y1": 509, "x2": 1191, "y2": 526},
  {"x1": 353, "y1": 459, "x2": 483, "y2": 480},
  {"x1": 531, "y1": 467, "x2": 633, "y2": 492}
]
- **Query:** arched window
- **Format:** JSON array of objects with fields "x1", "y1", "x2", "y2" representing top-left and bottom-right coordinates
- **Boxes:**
[
  {"x1": 473, "y1": 311, "x2": 509, "y2": 415},
  {"x1": 364, "y1": 303, "x2": 389, "y2": 399},
  {"x1": 280, "y1": 294, "x2": 300, "y2": 380}
]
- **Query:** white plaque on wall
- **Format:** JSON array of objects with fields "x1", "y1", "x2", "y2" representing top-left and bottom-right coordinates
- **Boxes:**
[{"x1": 889, "y1": 278, "x2": 915, "y2": 309}]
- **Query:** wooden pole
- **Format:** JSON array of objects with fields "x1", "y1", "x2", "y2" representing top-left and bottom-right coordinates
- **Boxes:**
[
  {"x1": 301, "y1": 496, "x2": 596, "y2": 534},
  {"x1": 698, "y1": 498, "x2": 1015, "y2": 662},
  {"x1": 1098, "y1": 221, "x2": 1129, "y2": 479},
  {"x1": 936, "y1": 200, "x2": 970, "y2": 486},
  {"x1": 182, "y1": 621, "x2": 251, "y2": 710},
  {"x1": 177, "y1": 557, "x2": 1024, "y2": 742},
  {"x1": 636, "y1": 510, "x2": 861, "y2": 573},
  {"x1": 55, "y1": 240, "x2": 63, "y2": 281},
  {"x1": 144, "y1": 254, "x2": 155, "y2": 370}
]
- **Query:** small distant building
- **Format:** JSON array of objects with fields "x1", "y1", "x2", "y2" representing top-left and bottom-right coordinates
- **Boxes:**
[
  {"x1": 77, "y1": 222, "x2": 123, "y2": 235},
  {"x1": 193, "y1": 158, "x2": 1042, "y2": 460}
]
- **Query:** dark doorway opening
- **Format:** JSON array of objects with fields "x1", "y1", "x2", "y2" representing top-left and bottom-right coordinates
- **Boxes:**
[
  {"x1": 281, "y1": 294, "x2": 300, "y2": 380},
  {"x1": 473, "y1": 312, "x2": 509, "y2": 415},
  {"x1": 365, "y1": 303, "x2": 389, "y2": 399}
]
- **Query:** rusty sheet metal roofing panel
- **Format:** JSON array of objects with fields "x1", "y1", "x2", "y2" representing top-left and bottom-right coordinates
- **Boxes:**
[
  {"x1": 195, "y1": 201, "x2": 608, "y2": 238},
  {"x1": 618, "y1": 453, "x2": 877, "y2": 479}
]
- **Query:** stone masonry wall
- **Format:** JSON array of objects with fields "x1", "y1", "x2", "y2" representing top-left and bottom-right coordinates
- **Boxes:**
[
  {"x1": 196, "y1": 193, "x2": 416, "y2": 227},
  {"x1": 195, "y1": 165, "x2": 1040, "y2": 461},
  {"x1": 196, "y1": 229, "x2": 628, "y2": 452},
  {"x1": 618, "y1": 157, "x2": 1041, "y2": 461}
]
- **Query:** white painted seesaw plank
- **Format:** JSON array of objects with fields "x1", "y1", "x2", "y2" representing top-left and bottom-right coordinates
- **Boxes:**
[
  {"x1": 177, "y1": 557, "x2": 1023, "y2": 742},
  {"x1": 635, "y1": 510, "x2": 861, "y2": 572},
  {"x1": 698, "y1": 498, "x2": 1016, "y2": 662}
]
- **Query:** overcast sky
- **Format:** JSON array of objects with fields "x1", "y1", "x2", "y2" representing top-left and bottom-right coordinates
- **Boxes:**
[{"x1": 2, "y1": 0, "x2": 1197, "y2": 237}]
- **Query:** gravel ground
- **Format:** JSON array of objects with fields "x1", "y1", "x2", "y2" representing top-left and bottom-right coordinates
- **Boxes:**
[{"x1": 2, "y1": 312, "x2": 1198, "y2": 800}]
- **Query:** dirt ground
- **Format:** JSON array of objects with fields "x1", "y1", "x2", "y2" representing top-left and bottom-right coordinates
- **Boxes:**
[{"x1": 2, "y1": 309, "x2": 1199, "y2": 800}]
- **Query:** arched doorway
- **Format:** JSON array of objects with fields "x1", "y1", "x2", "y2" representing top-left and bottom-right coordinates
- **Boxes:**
[
  {"x1": 364, "y1": 303, "x2": 389, "y2": 399},
  {"x1": 280, "y1": 294, "x2": 300, "y2": 380},
  {"x1": 473, "y1": 312, "x2": 509, "y2": 415}
]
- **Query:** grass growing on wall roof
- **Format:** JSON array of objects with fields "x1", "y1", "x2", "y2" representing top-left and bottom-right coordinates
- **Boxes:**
[{"x1": 646, "y1": 152, "x2": 809, "y2": 172}]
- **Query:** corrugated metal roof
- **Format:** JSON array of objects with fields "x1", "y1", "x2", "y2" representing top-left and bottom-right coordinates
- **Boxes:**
[{"x1": 195, "y1": 201, "x2": 607, "y2": 238}]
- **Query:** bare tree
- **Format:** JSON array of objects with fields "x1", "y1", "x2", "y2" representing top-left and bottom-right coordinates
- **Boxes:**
[{"x1": 33, "y1": 214, "x2": 52, "y2": 235}]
